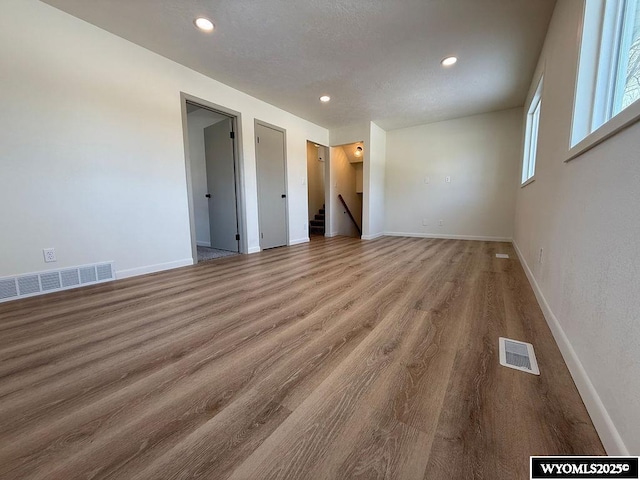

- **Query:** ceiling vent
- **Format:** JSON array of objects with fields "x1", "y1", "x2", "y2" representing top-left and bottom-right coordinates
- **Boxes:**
[
  {"x1": 0, "y1": 262, "x2": 115, "y2": 303},
  {"x1": 499, "y1": 337, "x2": 539, "y2": 375}
]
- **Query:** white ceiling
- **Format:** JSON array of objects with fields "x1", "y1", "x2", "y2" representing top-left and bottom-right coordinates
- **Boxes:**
[{"x1": 41, "y1": 0, "x2": 556, "y2": 131}]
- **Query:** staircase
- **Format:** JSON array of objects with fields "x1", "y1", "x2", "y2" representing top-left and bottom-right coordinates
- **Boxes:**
[{"x1": 309, "y1": 205, "x2": 325, "y2": 236}]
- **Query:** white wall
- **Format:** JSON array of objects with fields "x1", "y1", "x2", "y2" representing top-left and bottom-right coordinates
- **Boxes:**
[
  {"x1": 514, "y1": 0, "x2": 640, "y2": 455},
  {"x1": 354, "y1": 163, "x2": 363, "y2": 193},
  {"x1": 329, "y1": 146, "x2": 361, "y2": 237},
  {"x1": 384, "y1": 109, "x2": 522, "y2": 241},
  {"x1": 187, "y1": 109, "x2": 227, "y2": 247},
  {"x1": 0, "y1": 0, "x2": 328, "y2": 278},
  {"x1": 367, "y1": 122, "x2": 386, "y2": 239}
]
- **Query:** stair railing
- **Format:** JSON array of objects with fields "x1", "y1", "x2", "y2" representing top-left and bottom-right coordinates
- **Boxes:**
[{"x1": 337, "y1": 194, "x2": 362, "y2": 236}]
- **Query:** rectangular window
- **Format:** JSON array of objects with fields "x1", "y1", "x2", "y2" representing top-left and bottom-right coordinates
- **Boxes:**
[
  {"x1": 571, "y1": 0, "x2": 640, "y2": 155},
  {"x1": 522, "y1": 77, "x2": 543, "y2": 185}
]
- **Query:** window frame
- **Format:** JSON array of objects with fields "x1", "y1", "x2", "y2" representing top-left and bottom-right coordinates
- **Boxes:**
[
  {"x1": 522, "y1": 76, "x2": 544, "y2": 187},
  {"x1": 568, "y1": 0, "x2": 640, "y2": 162}
]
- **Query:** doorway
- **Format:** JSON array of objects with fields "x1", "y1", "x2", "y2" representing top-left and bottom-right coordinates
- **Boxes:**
[
  {"x1": 182, "y1": 96, "x2": 245, "y2": 263},
  {"x1": 306, "y1": 141, "x2": 327, "y2": 237},
  {"x1": 255, "y1": 121, "x2": 288, "y2": 250},
  {"x1": 329, "y1": 142, "x2": 363, "y2": 238}
]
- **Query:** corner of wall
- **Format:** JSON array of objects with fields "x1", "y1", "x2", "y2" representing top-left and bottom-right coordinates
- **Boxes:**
[
  {"x1": 361, "y1": 233, "x2": 385, "y2": 240},
  {"x1": 116, "y1": 258, "x2": 194, "y2": 279},
  {"x1": 289, "y1": 237, "x2": 310, "y2": 246}
]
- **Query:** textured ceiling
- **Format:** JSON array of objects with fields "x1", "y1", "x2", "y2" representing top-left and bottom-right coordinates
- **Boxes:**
[{"x1": 41, "y1": 0, "x2": 556, "y2": 131}]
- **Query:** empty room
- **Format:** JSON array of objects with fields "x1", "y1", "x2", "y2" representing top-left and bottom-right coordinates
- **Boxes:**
[{"x1": 1, "y1": 0, "x2": 638, "y2": 479}]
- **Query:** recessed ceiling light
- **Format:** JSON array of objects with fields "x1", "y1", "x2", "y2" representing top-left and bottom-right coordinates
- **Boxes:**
[
  {"x1": 319, "y1": 95, "x2": 331, "y2": 103},
  {"x1": 194, "y1": 17, "x2": 215, "y2": 32},
  {"x1": 441, "y1": 56, "x2": 458, "y2": 67}
]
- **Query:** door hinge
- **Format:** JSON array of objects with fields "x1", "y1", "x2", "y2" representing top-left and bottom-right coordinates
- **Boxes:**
[
  {"x1": 257, "y1": 136, "x2": 260, "y2": 143},
  {"x1": 230, "y1": 131, "x2": 235, "y2": 139},
  {"x1": 235, "y1": 234, "x2": 240, "y2": 241},
  {"x1": 261, "y1": 233, "x2": 264, "y2": 239}
]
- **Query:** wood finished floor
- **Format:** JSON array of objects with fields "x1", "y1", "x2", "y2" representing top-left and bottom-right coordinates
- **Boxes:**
[{"x1": 0, "y1": 236, "x2": 604, "y2": 479}]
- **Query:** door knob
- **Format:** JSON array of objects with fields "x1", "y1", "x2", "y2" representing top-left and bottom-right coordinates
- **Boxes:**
[
  {"x1": 281, "y1": 194, "x2": 286, "y2": 198},
  {"x1": 205, "y1": 194, "x2": 211, "y2": 198}
]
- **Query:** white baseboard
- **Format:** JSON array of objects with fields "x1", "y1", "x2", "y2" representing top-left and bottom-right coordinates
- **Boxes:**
[
  {"x1": 247, "y1": 246, "x2": 261, "y2": 254},
  {"x1": 361, "y1": 232, "x2": 385, "y2": 240},
  {"x1": 289, "y1": 237, "x2": 310, "y2": 246},
  {"x1": 324, "y1": 232, "x2": 339, "y2": 238},
  {"x1": 384, "y1": 231, "x2": 512, "y2": 242},
  {"x1": 512, "y1": 240, "x2": 628, "y2": 456},
  {"x1": 196, "y1": 241, "x2": 211, "y2": 247},
  {"x1": 116, "y1": 258, "x2": 194, "y2": 279}
]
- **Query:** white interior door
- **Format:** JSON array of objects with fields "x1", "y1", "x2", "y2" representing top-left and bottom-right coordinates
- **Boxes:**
[
  {"x1": 255, "y1": 123, "x2": 287, "y2": 249},
  {"x1": 204, "y1": 118, "x2": 239, "y2": 252}
]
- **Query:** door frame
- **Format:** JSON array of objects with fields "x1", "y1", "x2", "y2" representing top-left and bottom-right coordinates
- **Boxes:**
[
  {"x1": 254, "y1": 119, "x2": 290, "y2": 248},
  {"x1": 306, "y1": 141, "x2": 329, "y2": 238},
  {"x1": 180, "y1": 92, "x2": 247, "y2": 263}
]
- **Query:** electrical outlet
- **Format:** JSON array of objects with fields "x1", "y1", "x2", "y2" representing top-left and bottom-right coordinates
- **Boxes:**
[
  {"x1": 43, "y1": 248, "x2": 56, "y2": 263},
  {"x1": 538, "y1": 248, "x2": 544, "y2": 264},
  {"x1": 438, "y1": 220, "x2": 443, "y2": 227},
  {"x1": 422, "y1": 219, "x2": 429, "y2": 226},
  {"x1": 445, "y1": 176, "x2": 451, "y2": 183}
]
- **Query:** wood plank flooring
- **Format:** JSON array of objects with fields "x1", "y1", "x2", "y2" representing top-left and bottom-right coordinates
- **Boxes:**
[{"x1": 0, "y1": 236, "x2": 604, "y2": 479}]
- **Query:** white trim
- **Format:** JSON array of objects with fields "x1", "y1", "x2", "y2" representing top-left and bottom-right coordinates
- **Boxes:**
[
  {"x1": 569, "y1": 0, "x2": 640, "y2": 158},
  {"x1": 361, "y1": 232, "x2": 385, "y2": 240},
  {"x1": 289, "y1": 237, "x2": 309, "y2": 246},
  {"x1": 520, "y1": 176, "x2": 536, "y2": 188},
  {"x1": 567, "y1": 99, "x2": 640, "y2": 161},
  {"x1": 247, "y1": 246, "x2": 261, "y2": 254},
  {"x1": 324, "y1": 231, "x2": 339, "y2": 238},
  {"x1": 512, "y1": 240, "x2": 628, "y2": 456},
  {"x1": 196, "y1": 241, "x2": 212, "y2": 247},
  {"x1": 116, "y1": 258, "x2": 194, "y2": 279},
  {"x1": 384, "y1": 232, "x2": 512, "y2": 242},
  {"x1": 522, "y1": 76, "x2": 544, "y2": 185}
]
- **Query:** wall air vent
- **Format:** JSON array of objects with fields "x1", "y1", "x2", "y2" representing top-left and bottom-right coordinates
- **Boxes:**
[
  {"x1": 499, "y1": 337, "x2": 540, "y2": 375},
  {"x1": 0, "y1": 261, "x2": 115, "y2": 303},
  {"x1": 61, "y1": 269, "x2": 80, "y2": 288},
  {"x1": 0, "y1": 278, "x2": 18, "y2": 300},
  {"x1": 495, "y1": 253, "x2": 510, "y2": 259},
  {"x1": 18, "y1": 275, "x2": 40, "y2": 296}
]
